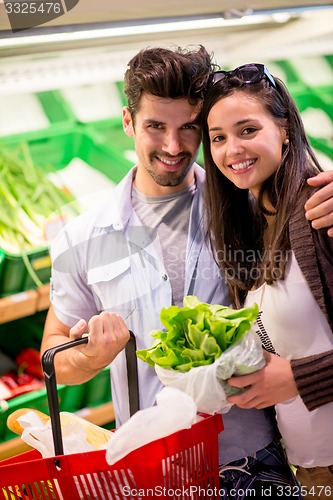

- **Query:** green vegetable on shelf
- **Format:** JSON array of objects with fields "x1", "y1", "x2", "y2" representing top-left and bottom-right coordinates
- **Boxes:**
[
  {"x1": 137, "y1": 295, "x2": 259, "y2": 372},
  {"x1": 0, "y1": 142, "x2": 80, "y2": 286}
]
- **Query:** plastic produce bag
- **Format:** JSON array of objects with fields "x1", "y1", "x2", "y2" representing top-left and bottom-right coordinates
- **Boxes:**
[
  {"x1": 155, "y1": 328, "x2": 265, "y2": 414},
  {"x1": 137, "y1": 296, "x2": 265, "y2": 414},
  {"x1": 106, "y1": 387, "x2": 197, "y2": 465}
]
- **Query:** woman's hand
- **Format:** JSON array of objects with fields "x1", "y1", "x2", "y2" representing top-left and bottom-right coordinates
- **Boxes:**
[
  {"x1": 226, "y1": 351, "x2": 299, "y2": 409},
  {"x1": 305, "y1": 171, "x2": 333, "y2": 237}
]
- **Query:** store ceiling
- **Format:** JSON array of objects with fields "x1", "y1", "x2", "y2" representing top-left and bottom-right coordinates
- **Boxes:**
[
  {"x1": 0, "y1": 1, "x2": 332, "y2": 92},
  {"x1": 56, "y1": 0, "x2": 333, "y2": 25},
  {"x1": 0, "y1": 1, "x2": 332, "y2": 65},
  {"x1": 0, "y1": 0, "x2": 332, "y2": 30}
]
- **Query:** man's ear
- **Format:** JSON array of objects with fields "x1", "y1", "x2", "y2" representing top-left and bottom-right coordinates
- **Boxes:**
[{"x1": 123, "y1": 106, "x2": 134, "y2": 137}]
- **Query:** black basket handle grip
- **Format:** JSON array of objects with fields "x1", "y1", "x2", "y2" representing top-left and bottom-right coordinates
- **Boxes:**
[
  {"x1": 41, "y1": 331, "x2": 138, "y2": 461},
  {"x1": 42, "y1": 336, "x2": 89, "y2": 459},
  {"x1": 125, "y1": 330, "x2": 139, "y2": 417}
]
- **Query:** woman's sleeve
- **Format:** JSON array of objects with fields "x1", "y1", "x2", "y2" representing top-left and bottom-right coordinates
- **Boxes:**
[
  {"x1": 291, "y1": 350, "x2": 333, "y2": 411},
  {"x1": 291, "y1": 226, "x2": 333, "y2": 411}
]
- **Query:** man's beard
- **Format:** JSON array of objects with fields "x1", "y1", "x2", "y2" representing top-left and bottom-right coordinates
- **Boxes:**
[{"x1": 146, "y1": 155, "x2": 194, "y2": 187}]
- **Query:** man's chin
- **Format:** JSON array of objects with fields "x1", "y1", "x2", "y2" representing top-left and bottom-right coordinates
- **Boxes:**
[{"x1": 149, "y1": 163, "x2": 193, "y2": 187}]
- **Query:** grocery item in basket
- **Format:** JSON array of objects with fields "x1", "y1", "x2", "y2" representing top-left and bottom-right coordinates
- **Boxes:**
[
  {"x1": 106, "y1": 387, "x2": 197, "y2": 465},
  {"x1": 7, "y1": 408, "x2": 113, "y2": 457},
  {"x1": 137, "y1": 296, "x2": 265, "y2": 414}
]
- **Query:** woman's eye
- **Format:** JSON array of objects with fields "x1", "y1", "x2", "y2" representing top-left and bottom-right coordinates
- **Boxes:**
[
  {"x1": 211, "y1": 135, "x2": 224, "y2": 143},
  {"x1": 243, "y1": 127, "x2": 257, "y2": 135}
]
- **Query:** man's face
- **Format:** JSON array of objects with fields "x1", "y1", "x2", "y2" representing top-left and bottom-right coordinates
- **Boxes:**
[{"x1": 123, "y1": 93, "x2": 202, "y2": 195}]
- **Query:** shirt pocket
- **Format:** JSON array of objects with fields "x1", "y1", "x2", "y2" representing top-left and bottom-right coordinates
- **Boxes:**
[{"x1": 87, "y1": 257, "x2": 136, "y2": 319}]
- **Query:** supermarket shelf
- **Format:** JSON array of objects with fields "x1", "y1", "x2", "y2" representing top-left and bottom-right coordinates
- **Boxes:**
[
  {"x1": 0, "y1": 401, "x2": 115, "y2": 461},
  {"x1": 0, "y1": 284, "x2": 50, "y2": 324}
]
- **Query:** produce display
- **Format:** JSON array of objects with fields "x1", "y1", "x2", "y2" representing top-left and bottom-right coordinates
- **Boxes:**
[
  {"x1": 0, "y1": 143, "x2": 80, "y2": 290},
  {"x1": 0, "y1": 348, "x2": 44, "y2": 401},
  {"x1": 0, "y1": 143, "x2": 78, "y2": 255}
]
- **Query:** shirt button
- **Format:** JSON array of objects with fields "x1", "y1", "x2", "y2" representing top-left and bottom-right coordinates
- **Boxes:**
[{"x1": 162, "y1": 274, "x2": 168, "y2": 281}]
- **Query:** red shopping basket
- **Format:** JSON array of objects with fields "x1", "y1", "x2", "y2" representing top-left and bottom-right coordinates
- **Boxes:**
[{"x1": 0, "y1": 335, "x2": 224, "y2": 499}]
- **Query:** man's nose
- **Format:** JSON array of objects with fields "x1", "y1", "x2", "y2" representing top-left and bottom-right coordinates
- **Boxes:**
[{"x1": 162, "y1": 131, "x2": 183, "y2": 156}]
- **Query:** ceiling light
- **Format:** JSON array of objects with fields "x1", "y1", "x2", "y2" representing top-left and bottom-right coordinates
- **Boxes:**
[{"x1": 0, "y1": 13, "x2": 293, "y2": 49}]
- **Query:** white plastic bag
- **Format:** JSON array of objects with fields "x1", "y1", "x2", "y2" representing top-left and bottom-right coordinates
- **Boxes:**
[
  {"x1": 106, "y1": 387, "x2": 197, "y2": 465},
  {"x1": 155, "y1": 329, "x2": 265, "y2": 414},
  {"x1": 155, "y1": 358, "x2": 231, "y2": 414},
  {"x1": 18, "y1": 411, "x2": 110, "y2": 458}
]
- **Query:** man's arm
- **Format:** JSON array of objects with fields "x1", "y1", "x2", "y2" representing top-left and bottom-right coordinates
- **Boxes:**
[
  {"x1": 41, "y1": 306, "x2": 130, "y2": 386},
  {"x1": 305, "y1": 171, "x2": 333, "y2": 236}
]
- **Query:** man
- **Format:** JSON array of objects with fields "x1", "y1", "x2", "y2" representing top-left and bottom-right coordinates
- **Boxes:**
[{"x1": 41, "y1": 46, "x2": 332, "y2": 498}]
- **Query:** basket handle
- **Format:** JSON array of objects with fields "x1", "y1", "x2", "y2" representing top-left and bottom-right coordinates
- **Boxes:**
[
  {"x1": 125, "y1": 330, "x2": 140, "y2": 417},
  {"x1": 42, "y1": 337, "x2": 89, "y2": 459},
  {"x1": 42, "y1": 330, "x2": 138, "y2": 461}
]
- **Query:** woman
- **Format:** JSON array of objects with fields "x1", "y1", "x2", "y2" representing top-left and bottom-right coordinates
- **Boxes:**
[{"x1": 201, "y1": 63, "x2": 333, "y2": 498}]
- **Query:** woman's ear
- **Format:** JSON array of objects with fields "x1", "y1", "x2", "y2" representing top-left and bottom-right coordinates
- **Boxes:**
[
  {"x1": 282, "y1": 124, "x2": 289, "y2": 146},
  {"x1": 122, "y1": 106, "x2": 134, "y2": 137}
]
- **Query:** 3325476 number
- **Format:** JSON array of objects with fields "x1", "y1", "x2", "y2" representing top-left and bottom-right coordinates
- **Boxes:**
[
  {"x1": 5, "y1": 2, "x2": 62, "y2": 14},
  {"x1": 277, "y1": 485, "x2": 332, "y2": 497}
]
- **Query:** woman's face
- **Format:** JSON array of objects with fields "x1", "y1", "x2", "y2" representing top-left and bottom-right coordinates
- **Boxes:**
[{"x1": 207, "y1": 91, "x2": 287, "y2": 199}]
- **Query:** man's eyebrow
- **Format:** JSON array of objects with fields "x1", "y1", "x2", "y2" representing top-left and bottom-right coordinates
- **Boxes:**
[
  {"x1": 143, "y1": 118, "x2": 200, "y2": 127},
  {"x1": 143, "y1": 118, "x2": 163, "y2": 125}
]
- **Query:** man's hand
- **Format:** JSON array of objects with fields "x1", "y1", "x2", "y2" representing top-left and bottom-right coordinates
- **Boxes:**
[
  {"x1": 305, "y1": 171, "x2": 333, "y2": 237},
  {"x1": 69, "y1": 312, "x2": 130, "y2": 372},
  {"x1": 226, "y1": 351, "x2": 299, "y2": 409}
]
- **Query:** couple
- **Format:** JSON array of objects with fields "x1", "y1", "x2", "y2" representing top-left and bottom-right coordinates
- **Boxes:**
[{"x1": 42, "y1": 45, "x2": 333, "y2": 499}]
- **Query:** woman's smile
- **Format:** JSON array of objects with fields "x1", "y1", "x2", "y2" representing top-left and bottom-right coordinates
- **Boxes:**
[{"x1": 228, "y1": 159, "x2": 256, "y2": 172}]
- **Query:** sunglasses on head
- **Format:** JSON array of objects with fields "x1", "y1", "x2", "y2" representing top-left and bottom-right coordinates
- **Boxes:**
[{"x1": 211, "y1": 63, "x2": 277, "y2": 89}]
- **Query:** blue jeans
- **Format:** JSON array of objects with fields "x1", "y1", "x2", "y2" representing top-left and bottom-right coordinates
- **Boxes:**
[{"x1": 219, "y1": 441, "x2": 304, "y2": 499}]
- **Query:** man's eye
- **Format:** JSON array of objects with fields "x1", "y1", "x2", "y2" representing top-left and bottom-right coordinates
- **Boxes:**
[{"x1": 148, "y1": 123, "x2": 162, "y2": 129}]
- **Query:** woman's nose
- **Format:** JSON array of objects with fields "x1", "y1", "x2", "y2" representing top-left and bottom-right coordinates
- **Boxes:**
[{"x1": 226, "y1": 136, "x2": 244, "y2": 157}]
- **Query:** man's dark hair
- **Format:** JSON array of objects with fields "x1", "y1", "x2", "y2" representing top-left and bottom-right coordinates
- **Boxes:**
[{"x1": 124, "y1": 45, "x2": 215, "y2": 121}]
